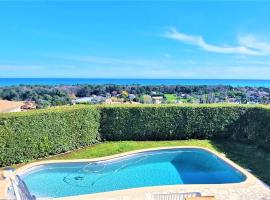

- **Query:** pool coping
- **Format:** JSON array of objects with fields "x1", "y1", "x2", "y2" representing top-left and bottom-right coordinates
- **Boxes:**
[{"x1": 1, "y1": 146, "x2": 259, "y2": 200}]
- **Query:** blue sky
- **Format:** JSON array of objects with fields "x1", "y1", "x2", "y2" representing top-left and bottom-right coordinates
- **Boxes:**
[{"x1": 1, "y1": 1, "x2": 270, "y2": 79}]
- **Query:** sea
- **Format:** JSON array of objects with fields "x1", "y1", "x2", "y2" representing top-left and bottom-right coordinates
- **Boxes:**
[{"x1": 1, "y1": 78, "x2": 270, "y2": 87}]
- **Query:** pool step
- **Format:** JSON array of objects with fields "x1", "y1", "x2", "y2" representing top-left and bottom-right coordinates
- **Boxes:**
[{"x1": 152, "y1": 192, "x2": 201, "y2": 200}]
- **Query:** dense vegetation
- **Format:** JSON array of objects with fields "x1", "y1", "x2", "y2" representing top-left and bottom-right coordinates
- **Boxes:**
[
  {"x1": 0, "y1": 104, "x2": 270, "y2": 166},
  {"x1": 100, "y1": 105, "x2": 240, "y2": 140},
  {"x1": 0, "y1": 106, "x2": 100, "y2": 166},
  {"x1": 100, "y1": 105, "x2": 270, "y2": 150},
  {"x1": 0, "y1": 86, "x2": 72, "y2": 108},
  {"x1": 1, "y1": 84, "x2": 270, "y2": 107}
]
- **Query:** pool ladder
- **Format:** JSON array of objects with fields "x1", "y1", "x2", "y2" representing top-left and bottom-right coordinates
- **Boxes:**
[{"x1": 10, "y1": 175, "x2": 36, "y2": 200}]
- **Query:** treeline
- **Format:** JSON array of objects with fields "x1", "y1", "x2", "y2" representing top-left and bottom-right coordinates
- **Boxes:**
[
  {"x1": 69, "y1": 84, "x2": 270, "y2": 97},
  {"x1": 75, "y1": 84, "x2": 234, "y2": 96},
  {"x1": 1, "y1": 84, "x2": 270, "y2": 107},
  {"x1": 0, "y1": 86, "x2": 72, "y2": 108}
]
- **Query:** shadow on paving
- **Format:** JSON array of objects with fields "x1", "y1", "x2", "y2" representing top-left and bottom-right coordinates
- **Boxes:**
[{"x1": 211, "y1": 139, "x2": 270, "y2": 185}]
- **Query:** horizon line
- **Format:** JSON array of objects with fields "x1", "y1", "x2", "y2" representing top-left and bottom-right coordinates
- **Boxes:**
[{"x1": 1, "y1": 77, "x2": 270, "y2": 81}]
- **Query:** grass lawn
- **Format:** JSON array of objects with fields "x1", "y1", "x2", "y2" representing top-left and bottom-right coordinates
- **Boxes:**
[
  {"x1": 164, "y1": 94, "x2": 178, "y2": 102},
  {"x1": 51, "y1": 140, "x2": 217, "y2": 160},
  {"x1": 11, "y1": 140, "x2": 270, "y2": 185}
]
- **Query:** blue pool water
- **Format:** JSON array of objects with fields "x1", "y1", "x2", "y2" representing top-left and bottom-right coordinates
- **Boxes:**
[{"x1": 21, "y1": 149, "x2": 246, "y2": 198}]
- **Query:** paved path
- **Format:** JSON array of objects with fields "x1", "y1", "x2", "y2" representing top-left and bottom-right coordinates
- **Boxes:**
[{"x1": 84, "y1": 180, "x2": 270, "y2": 200}]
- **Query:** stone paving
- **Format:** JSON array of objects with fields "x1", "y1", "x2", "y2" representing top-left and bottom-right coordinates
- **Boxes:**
[
  {"x1": 2, "y1": 178, "x2": 269, "y2": 200},
  {"x1": 146, "y1": 180, "x2": 270, "y2": 200},
  {"x1": 84, "y1": 180, "x2": 270, "y2": 200}
]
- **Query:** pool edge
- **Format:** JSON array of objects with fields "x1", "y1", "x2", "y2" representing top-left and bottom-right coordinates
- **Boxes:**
[{"x1": 4, "y1": 146, "x2": 259, "y2": 199}]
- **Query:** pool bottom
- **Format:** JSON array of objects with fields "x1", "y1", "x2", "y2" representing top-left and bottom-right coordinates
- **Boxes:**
[{"x1": 19, "y1": 148, "x2": 249, "y2": 198}]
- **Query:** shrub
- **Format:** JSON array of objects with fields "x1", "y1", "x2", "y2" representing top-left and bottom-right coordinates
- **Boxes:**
[
  {"x1": 1, "y1": 104, "x2": 270, "y2": 167},
  {"x1": 228, "y1": 107, "x2": 270, "y2": 150},
  {"x1": 0, "y1": 106, "x2": 100, "y2": 166},
  {"x1": 100, "y1": 105, "x2": 244, "y2": 140},
  {"x1": 100, "y1": 104, "x2": 270, "y2": 150}
]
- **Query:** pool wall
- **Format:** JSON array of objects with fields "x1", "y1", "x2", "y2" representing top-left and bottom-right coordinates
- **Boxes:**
[{"x1": 3, "y1": 147, "x2": 258, "y2": 200}]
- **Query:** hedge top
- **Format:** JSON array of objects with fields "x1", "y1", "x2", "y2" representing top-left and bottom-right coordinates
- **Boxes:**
[{"x1": 1, "y1": 103, "x2": 270, "y2": 166}]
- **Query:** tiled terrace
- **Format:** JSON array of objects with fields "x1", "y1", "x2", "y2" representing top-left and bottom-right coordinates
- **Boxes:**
[{"x1": 65, "y1": 179, "x2": 270, "y2": 200}]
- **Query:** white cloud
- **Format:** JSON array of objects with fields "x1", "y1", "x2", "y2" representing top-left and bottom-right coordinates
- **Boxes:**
[
  {"x1": 238, "y1": 35, "x2": 270, "y2": 55},
  {"x1": 165, "y1": 28, "x2": 270, "y2": 56}
]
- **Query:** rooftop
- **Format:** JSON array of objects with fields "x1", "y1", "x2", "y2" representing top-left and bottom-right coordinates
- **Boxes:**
[{"x1": 0, "y1": 100, "x2": 23, "y2": 113}]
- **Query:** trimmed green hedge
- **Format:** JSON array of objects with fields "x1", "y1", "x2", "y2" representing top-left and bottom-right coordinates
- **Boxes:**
[
  {"x1": 0, "y1": 104, "x2": 270, "y2": 166},
  {"x1": 100, "y1": 105, "x2": 270, "y2": 150},
  {"x1": 100, "y1": 105, "x2": 243, "y2": 140},
  {"x1": 0, "y1": 106, "x2": 100, "y2": 166},
  {"x1": 228, "y1": 106, "x2": 270, "y2": 150}
]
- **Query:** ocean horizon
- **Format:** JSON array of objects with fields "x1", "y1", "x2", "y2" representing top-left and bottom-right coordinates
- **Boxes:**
[{"x1": 1, "y1": 78, "x2": 270, "y2": 87}]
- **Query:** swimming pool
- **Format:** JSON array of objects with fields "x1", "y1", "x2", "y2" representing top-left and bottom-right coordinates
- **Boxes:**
[{"x1": 21, "y1": 148, "x2": 246, "y2": 198}]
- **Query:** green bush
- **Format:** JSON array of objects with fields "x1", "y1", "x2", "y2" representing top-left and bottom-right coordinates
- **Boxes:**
[
  {"x1": 0, "y1": 106, "x2": 100, "y2": 166},
  {"x1": 228, "y1": 107, "x2": 270, "y2": 150},
  {"x1": 100, "y1": 105, "x2": 270, "y2": 150},
  {"x1": 100, "y1": 105, "x2": 243, "y2": 140},
  {"x1": 1, "y1": 104, "x2": 270, "y2": 167}
]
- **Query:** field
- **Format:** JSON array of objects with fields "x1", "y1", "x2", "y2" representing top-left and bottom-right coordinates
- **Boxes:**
[{"x1": 164, "y1": 94, "x2": 178, "y2": 102}]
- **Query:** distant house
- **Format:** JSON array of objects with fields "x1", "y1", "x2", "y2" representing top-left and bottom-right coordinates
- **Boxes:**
[
  {"x1": 0, "y1": 100, "x2": 23, "y2": 113},
  {"x1": 128, "y1": 94, "x2": 136, "y2": 101},
  {"x1": 92, "y1": 96, "x2": 106, "y2": 104},
  {"x1": 180, "y1": 94, "x2": 188, "y2": 98},
  {"x1": 72, "y1": 97, "x2": 93, "y2": 104},
  {"x1": 151, "y1": 95, "x2": 164, "y2": 104},
  {"x1": 21, "y1": 101, "x2": 36, "y2": 110},
  {"x1": 72, "y1": 96, "x2": 106, "y2": 105}
]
